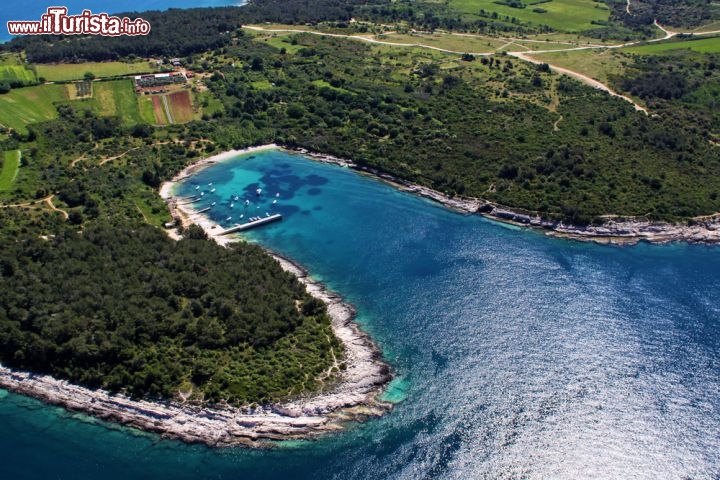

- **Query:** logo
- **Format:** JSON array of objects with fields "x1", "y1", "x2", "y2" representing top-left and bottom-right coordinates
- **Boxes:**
[{"x1": 7, "y1": 7, "x2": 151, "y2": 37}]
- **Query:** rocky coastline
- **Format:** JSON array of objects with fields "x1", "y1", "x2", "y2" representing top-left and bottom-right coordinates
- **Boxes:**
[
  {"x1": 0, "y1": 242, "x2": 392, "y2": 448},
  {"x1": 291, "y1": 147, "x2": 720, "y2": 245}
]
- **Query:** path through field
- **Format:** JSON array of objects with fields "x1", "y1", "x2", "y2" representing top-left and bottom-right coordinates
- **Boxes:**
[{"x1": 245, "y1": 19, "x2": 720, "y2": 114}]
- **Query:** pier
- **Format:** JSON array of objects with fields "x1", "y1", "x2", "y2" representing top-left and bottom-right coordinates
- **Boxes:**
[{"x1": 219, "y1": 214, "x2": 282, "y2": 235}]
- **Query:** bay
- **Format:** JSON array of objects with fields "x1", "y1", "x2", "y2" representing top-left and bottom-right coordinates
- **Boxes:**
[{"x1": 1, "y1": 149, "x2": 719, "y2": 479}]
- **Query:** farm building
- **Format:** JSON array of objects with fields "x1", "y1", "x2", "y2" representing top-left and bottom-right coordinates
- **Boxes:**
[{"x1": 134, "y1": 72, "x2": 186, "y2": 93}]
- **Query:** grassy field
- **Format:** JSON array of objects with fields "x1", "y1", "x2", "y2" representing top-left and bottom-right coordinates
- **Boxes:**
[
  {"x1": 0, "y1": 54, "x2": 37, "y2": 85},
  {"x1": 693, "y1": 21, "x2": 720, "y2": 33},
  {"x1": 449, "y1": 0, "x2": 610, "y2": 31},
  {"x1": 92, "y1": 80, "x2": 144, "y2": 125},
  {"x1": 251, "y1": 80, "x2": 274, "y2": 90},
  {"x1": 0, "y1": 150, "x2": 20, "y2": 191},
  {"x1": 530, "y1": 49, "x2": 630, "y2": 84},
  {"x1": 622, "y1": 36, "x2": 720, "y2": 54},
  {"x1": 196, "y1": 91, "x2": 225, "y2": 117},
  {"x1": 0, "y1": 84, "x2": 67, "y2": 134},
  {"x1": 253, "y1": 34, "x2": 306, "y2": 54},
  {"x1": 35, "y1": 61, "x2": 158, "y2": 82},
  {"x1": 138, "y1": 96, "x2": 157, "y2": 124}
]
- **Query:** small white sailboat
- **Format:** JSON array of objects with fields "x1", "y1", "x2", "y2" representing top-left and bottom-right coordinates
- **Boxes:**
[
  {"x1": 239, "y1": 214, "x2": 244, "y2": 219},
  {"x1": 226, "y1": 216, "x2": 232, "y2": 221},
  {"x1": 230, "y1": 203, "x2": 234, "y2": 208},
  {"x1": 195, "y1": 185, "x2": 200, "y2": 190},
  {"x1": 208, "y1": 182, "x2": 213, "y2": 186},
  {"x1": 275, "y1": 193, "x2": 280, "y2": 198},
  {"x1": 256, "y1": 187, "x2": 262, "y2": 196},
  {"x1": 211, "y1": 202, "x2": 216, "y2": 206},
  {"x1": 210, "y1": 188, "x2": 216, "y2": 193},
  {"x1": 272, "y1": 199, "x2": 277, "y2": 205},
  {"x1": 200, "y1": 192, "x2": 205, "y2": 196},
  {"x1": 245, "y1": 199, "x2": 250, "y2": 206}
]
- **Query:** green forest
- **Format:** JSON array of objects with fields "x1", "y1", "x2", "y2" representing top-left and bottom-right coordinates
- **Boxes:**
[{"x1": 0, "y1": 216, "x2": 341, "y2": 404}]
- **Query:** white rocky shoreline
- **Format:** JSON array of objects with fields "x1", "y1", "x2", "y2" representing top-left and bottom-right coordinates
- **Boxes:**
[
  {"x1": 0, "y1": 264, "x2": 391, "y2": 447},
  {"x1": 291, "y1": 147, "x2": 720, "y2": 245}
]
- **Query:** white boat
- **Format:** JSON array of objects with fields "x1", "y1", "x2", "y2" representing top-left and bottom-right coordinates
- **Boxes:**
[
  {"x1": 275, "y1": 193, "x2": 280, "y2": 198},
  {"x1": 230, "y1": 203, "x2": 234, "y2": 208},
  {"x1": 272, "y1": 199, "x2": 277, "y2": 205},
  {"x1": 195, "y1": 186, "x2": 200, "y2": 190},
  {"x1": 256, "y1": 188, "x2": 262, "y2": 196},
  {"x1": 208, "y1": 182, "x2": 213, "y2": 186},
  {"x1": 226, "y1": 216, "x2": 232, "y2": 221},
  {"x1": 211, "y1": 202, "x2": 216, "y2": 206},
  {"x1": 210, "y1": 188, "x2": 216, "y2": 193},
  {"x1": 200, "y1": 192, "x2": 205, "y2": 196},
  {"x1": 245, "y1": 200, "x2": 250, "y2": 205},
  {"x1": 239, "y1": 214, "x2": 244, "y2": 219},
  {"x1": 265, "y1": 212, "x2": 270, "y2": 217}
]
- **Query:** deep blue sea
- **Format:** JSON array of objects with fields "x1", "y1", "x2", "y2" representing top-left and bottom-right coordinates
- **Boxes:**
[
  {"x1": 2, "y1": 149, "x2": 720, "y2": 479},
  {"x1": 1, "y1": 0, "x2": 243, "y2": 43}
]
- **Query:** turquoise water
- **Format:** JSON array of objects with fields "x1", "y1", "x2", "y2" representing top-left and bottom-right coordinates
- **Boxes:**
[
  {"x1": 1, "y1": 0, "x2": 243, "y2": 42},
  {"x1": 2, "y1": 149, "x2": 720, "y2": 479}
]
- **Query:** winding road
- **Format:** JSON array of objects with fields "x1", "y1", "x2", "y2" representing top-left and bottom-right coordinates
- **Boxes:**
[{"x1": 245, "y1": 9, "x2": 720, "y2": 114}]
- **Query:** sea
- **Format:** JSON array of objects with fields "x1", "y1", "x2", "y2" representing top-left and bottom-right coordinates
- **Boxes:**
[
  {"x1": 1, "y1": 149, "x2": 719, "y2": 479},
  {"x1": 1, "y1": 0, "x2": 244, "y2": 43}
]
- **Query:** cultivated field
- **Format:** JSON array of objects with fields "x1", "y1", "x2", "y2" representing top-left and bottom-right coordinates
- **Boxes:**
[
  {"x1": 92, "y1": 80, "x2": 144, "y2": 125},
  {"x1": 66, "y1": 81, "x2": 93, "y2": 100},
  {"x1": 151, "y1": 95, "x2": 169, "y2": 125},
  {"x1": 167, "y1": 90, "x2": 194, "y2": 123},
  {"x1": 0, "y1": 84, "x2": 67, "y2": 134},
  {"x1": 448, "y1": 0, "x2": 611, "y2": 32},
  {"x1": 35, "y1": 61, "x2": 158, "y2": 82},
  {"x1": 622, "y1": 36, "x2": 720, "y2": 55},
  {"x1": 138, "y1": 96, "x2": 158, "y2": 124},
  {"x1": 0, "y1": 150, "x2": 20, "y2": 191}
]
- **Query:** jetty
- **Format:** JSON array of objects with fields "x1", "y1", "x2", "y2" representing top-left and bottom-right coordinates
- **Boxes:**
[{"x1": 219, "y1": 214, "x2": 282, "y2": 235}]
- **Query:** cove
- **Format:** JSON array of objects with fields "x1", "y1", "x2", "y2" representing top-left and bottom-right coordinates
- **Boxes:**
[{"x1": 2, "y1": 148, "x2": 720, "y2": 479}]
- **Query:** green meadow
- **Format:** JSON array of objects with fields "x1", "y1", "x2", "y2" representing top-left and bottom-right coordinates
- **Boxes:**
[
  {"x1": 0, "y1": 150, "x2": 21, "y2": 191},
  {"x1": 0, "y1": 84, "x2": 67, "y2": 134},
  {"x1": 622, "y1": 36, "x2": 720, "y2": 54},
  {"x1": 449, "y1": 0, "x2": 610, "y2": 31},
  {"x1": 0, "y1": 54, "x2": 37, "y2": 85},
  {"x1": 35, "y1": 61, "x2": 157, "y2": 82},
  {"x1": 92, "y1": 80, "x2": 144, "y2": 125}
]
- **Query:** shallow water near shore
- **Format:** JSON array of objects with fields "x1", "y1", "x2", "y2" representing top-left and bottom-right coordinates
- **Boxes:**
[{"x1": 2, "y1": 149, "x2": 720, "y2": 479}]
